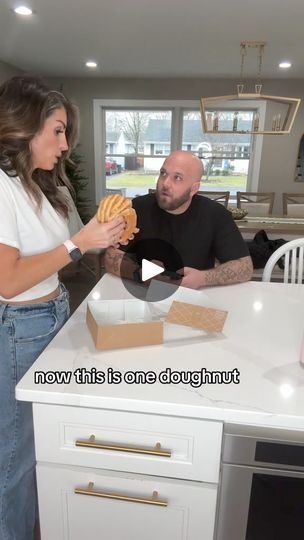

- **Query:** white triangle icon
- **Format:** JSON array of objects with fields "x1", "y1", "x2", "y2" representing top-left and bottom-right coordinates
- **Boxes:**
[{"x1": 142, "y1": 259, "x2": 164, "y2": 282}]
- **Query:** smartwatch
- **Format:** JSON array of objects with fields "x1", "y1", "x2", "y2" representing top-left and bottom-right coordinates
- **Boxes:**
[{"x1": 63, "y1": 240, "x2": 83, "y2": 262}]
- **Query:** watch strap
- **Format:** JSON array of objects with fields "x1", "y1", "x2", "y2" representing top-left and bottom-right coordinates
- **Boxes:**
[
  {"x1": 63, "y1": 239, "x2": 79, "y2": 254},
  {"x1": 63, "y1": 240, "x2": 83, "y2": 261}
]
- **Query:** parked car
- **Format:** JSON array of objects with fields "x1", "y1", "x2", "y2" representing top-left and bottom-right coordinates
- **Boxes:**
[{"x1": 105, "y1": 158, "x2": 118, "y2": 175}]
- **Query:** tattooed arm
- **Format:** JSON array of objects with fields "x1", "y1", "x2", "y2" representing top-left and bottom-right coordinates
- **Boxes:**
[
  {"x1": 181, "y1": 256, "x2": 253, "y2": 290},
  {"x1": 104, "y1": 247, "x2": 139, "y2": 280}
]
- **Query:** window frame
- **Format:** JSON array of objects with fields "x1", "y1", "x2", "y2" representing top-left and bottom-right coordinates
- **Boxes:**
[{"x1": 93, "y1": 99, "x2": 264, "y2": 204}]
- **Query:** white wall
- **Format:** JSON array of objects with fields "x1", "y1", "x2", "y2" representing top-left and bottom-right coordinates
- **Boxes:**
[{"x1": 0, "y1": 60, "x2": 23, "y2": 83}]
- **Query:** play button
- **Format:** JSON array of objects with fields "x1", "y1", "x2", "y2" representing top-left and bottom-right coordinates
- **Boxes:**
[
  {"x1": 142, "y1": 259, "x2": 164, "y2": 281},
  {"x1": 120, "y1": 238, "x2": 184, "y2": 302}
]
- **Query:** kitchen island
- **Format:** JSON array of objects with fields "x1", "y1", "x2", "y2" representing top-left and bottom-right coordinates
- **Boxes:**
[{"x1": 16, "y1": 275, "x2": 304, "y2": 539}]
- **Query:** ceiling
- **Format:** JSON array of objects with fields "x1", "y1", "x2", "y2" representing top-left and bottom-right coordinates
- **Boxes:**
[{"x1": 1, "y1": 0, "x2": 304, "y2": 79}]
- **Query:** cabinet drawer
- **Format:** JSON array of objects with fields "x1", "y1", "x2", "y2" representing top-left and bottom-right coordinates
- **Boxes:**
[
  {"x1": 37, "y1": 462, "x2": 218, "y2": 540},
  {"x1": 33, "y1": 403, "x2": 222, "y2": 483}
]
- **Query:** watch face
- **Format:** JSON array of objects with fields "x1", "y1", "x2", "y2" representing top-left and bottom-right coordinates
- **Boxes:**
[{"x1": 69, "y1": 248, "x2": 83, "y2": 261}]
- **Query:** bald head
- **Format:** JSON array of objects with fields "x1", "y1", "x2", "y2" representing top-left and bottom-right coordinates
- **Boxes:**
[
  {"x1": 156, "y1": 150, "x2": 203, "y2": 214},
  {"x1": 163, "y1": 151, "x2": 204, "y2": 184}
]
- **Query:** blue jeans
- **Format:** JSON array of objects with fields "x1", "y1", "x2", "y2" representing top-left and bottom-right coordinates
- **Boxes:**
[{"x1": 0, "y1": 284, "x2": 69, "y2": 540}]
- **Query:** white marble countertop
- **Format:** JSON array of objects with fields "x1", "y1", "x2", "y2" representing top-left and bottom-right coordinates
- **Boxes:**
[{"x1": 16, "y1": 275, "x2": 304, "y2": 431}]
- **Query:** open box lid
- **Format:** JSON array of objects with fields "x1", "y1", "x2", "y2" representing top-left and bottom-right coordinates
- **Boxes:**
[
  {"x1": 165, "y1": 300, "x2": 228, "y2": 332},
  {"x1": 145, "y1": 281, "x2": 228, "y2": 332}
]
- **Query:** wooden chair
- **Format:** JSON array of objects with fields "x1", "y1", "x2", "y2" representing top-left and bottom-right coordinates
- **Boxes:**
[
  {"x1": 262, "y1": 238, "x2": 304, "y2": 283},
  {"x1": 198, "y1": 191, "x2": 230, "y2": 208},
  {"x1": 237, "y1": 192, "x2": 275, "y2": 216},
  {"x1": 283, "y1": 193, "x2": 304, "y2": 217},
  {"x1": 58, "y1": 186, "x2": 105, "y2": 281}
]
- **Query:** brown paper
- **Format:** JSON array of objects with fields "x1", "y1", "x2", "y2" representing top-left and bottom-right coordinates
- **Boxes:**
[{"x1": 166, "y1": 300, "x2": 228, "y2": 332}]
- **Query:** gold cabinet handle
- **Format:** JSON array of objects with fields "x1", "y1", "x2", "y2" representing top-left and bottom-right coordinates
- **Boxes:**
[
  {"x1": 75, "y1": 483, "x2": 168, "y2": 507},
  {"x1": 75, "y1": 435, "x2": 171, "y2": 458}
]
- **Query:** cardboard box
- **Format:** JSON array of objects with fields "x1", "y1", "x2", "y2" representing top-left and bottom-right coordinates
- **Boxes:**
[
  {"x1": 86, "y1": 299, "x2": 165, "y2": 350},
  {"x1": 86, "y1": 296, "x2": 228, "y2": 350}
]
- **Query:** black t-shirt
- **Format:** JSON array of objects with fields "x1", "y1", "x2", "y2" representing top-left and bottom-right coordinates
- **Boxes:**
[{"x1": 122, "y1": 194, "x2": 249, "y2": 271}]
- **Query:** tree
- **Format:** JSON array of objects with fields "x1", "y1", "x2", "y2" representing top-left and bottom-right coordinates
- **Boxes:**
[{"x1": 118, "y1": 112, "x2": 149, "y2": 154}]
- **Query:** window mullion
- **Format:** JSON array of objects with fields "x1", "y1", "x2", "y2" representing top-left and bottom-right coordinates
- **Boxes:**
[{"x1": 171, "y1": 107, "x2": 183, "y2": 151}]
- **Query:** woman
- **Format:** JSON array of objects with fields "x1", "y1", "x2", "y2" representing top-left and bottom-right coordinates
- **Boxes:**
[{"x1": 0, "y1": 75, "x2": 124, "y2": 540}]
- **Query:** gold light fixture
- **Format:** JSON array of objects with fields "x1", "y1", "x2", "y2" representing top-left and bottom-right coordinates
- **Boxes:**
[{"x1": 200, "y1": 41, "x2": 301, "y2": 135}]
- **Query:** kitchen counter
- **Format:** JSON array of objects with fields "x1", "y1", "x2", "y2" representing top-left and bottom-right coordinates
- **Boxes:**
[{"x1": 16, "y1": 274, "x2": 304, "y2": 431}]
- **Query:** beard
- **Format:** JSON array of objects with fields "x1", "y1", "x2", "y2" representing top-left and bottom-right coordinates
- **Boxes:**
[{"x1": 156, "y1": 186, "x2": 192, "y2": 212}]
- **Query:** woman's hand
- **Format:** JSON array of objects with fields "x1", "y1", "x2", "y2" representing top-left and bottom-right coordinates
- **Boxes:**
[{"x1": 72, "y1": 215, "x2": 125, "y2": 252}]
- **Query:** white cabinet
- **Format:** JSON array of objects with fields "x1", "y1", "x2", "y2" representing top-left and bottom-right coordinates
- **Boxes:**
[
  {"x1": 33, "y1": 403, "x2": 223, "y2": 540},
  {"x1": 37, "y1": 463, "x2": 218, "y2": 540},
  {"x1": 33, "y1": 403, "x2": 222, "y2": 482}
]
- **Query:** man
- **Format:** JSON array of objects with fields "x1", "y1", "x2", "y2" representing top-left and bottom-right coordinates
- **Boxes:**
[{"x1": 105, "y1": 150, "x2": 253, "y2": 288}]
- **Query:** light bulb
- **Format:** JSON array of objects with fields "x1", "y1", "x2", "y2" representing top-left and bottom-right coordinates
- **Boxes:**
[
  {"x1": 86, "y1": 61, "x2": 97, "y2": 68},
  {"x1": 14, "y1": 6, "x2": 33, "y2": 15},
  {"x1": 279, "y1": 62, "x2": 292, "y2": 69}
]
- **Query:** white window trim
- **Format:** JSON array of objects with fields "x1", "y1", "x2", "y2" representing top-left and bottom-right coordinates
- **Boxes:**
[{"x1": 93, "y1": 99, "x2": 264, "y2": 204}]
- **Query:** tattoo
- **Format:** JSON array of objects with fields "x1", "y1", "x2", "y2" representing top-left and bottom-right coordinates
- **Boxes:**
[
  {"x1": 104, "y1": 248, "x2": 124, "y2": 275},
  {"x1": 203, "y1": 256, "x2": 253, "y2": 286},
  {"x1": 104, "y1": 247, "x2": 138, "y2": 279}
]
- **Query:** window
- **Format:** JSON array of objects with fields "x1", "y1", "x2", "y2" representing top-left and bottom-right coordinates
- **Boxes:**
[
  {"x1": 182, "y1": 110, "x2": 255, "y2": 197},
  {"x1": 154, "y1": 144, "x2": 171, "y2": 155},
  {"x1": 93, "y1": 100, "x2": 263, "y2": 202},
  {"x1": 102, "y1": 108, "x2": 172, "y2": 199}
]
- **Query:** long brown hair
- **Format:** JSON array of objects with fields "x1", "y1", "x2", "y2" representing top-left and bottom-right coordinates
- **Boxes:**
[{"x1": 0, "y1": 75, "x2": 79, "y2": 218}]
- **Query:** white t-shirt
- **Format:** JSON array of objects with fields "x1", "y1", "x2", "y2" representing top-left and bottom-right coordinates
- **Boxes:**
[{"x1": 0, "y1": 169, "x2": 70, "y2": 302}]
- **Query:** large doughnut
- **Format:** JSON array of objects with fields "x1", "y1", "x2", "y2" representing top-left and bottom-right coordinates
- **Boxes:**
[
  {"x1": 120, "y1": 207, "x2": 138, "y2": 243},
  {"x1": 97, "y1": 194, "x2": 139, "y2": 244}
]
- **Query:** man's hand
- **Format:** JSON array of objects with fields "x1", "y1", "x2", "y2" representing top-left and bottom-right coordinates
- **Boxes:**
[
  {"x1": 180, "y1": 267, "x2": 204, "y2": 289},
  {"x1": 181, "y1": 256, "x2": 253, "y2": 289}
]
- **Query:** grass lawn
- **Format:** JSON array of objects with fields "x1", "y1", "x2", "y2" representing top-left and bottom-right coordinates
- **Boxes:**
[
  {"x1": 107, "y1": 172, "x2": 247, "y2": 189},
  {"x1": 108, "y1": 174, "x2": 157, "y2": 187}
]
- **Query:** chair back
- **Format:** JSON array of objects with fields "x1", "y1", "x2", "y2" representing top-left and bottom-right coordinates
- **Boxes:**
[
  {"x1": 283, "y1": 193, "x2": 304, "y2": 217},
  {"x1": 148, "y1": 188, "x2": 156, "y2": 194},
  {"x1": 198, "y1": 191, "x2": 230, "y2": 208},
  {"x1": 262, "y1": 238, "x2": 304, "y2": 283},
  {"x1": 237, "y1": 191, "x2": 275, "y2": 216}
]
